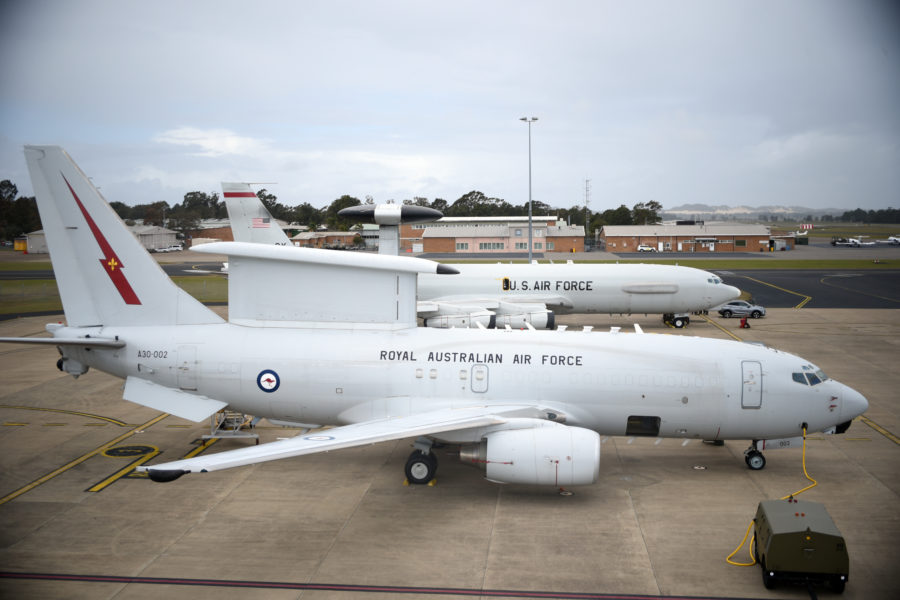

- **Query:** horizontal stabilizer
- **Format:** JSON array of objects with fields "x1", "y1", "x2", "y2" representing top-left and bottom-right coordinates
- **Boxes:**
[
  {"x1": 0, "y1": 336, "x2": 125, "y2": 348},
  {"x1": 123, "y1": 376, "x2": 227, "y2": 422}
]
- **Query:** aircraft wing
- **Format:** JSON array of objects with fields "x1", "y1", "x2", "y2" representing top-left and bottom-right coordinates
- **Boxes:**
[
  {"x1": 137, "y1": 404, "x2": 549, "y2": 482},
  {"x1": 419, "y1": 295, "x2": 573, "y2": 310},
  {"x1": 0, "y1": 336, "x2": 125, "y2": 348},
  {"x1": 416, "y1": 295, "x2": 567, "y2": 329}
]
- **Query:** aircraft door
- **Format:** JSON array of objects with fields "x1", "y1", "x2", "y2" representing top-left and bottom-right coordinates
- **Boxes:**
[
  {"x1": 741, "y1": 361, "x2": 762, "y2": 408},
  {"x1": 177, "y1": 345, "x2": 198, "y2": 391},
  {"x1": 471, "y1": 364, "x2": 489, "y2": 393}
]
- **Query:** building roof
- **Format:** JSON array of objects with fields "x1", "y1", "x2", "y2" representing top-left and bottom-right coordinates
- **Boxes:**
[
  {"x1": 601, "y1": 224, "x2": 770, "y2": 237},
  {"x1": 430, "y1": 216, "x2": 559, "y2": 224},
  {"x1": 547, "y1": 225, "x2": 585, "y2": 237}
]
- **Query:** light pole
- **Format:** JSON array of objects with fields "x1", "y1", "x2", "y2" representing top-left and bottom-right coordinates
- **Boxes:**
[{"x1": 520, "y1": 117, "x2": 538, "y2": 262}]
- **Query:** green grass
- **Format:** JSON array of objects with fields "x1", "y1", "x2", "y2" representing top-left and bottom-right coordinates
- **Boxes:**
[
  {"x1": 0, "y1": 275, "x2": 227, "y2": 316},
  {"x1": 0, "y1": 260, "x2": 53, "y2": 271}
]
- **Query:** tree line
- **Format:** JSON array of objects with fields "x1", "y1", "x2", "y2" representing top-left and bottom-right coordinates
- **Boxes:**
[{"x1": 1, "y1": 178, "x2": 671, "y2": 240}]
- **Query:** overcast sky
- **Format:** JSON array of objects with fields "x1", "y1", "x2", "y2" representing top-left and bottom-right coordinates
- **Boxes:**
[{"x1": 1, "y1": 0, "x2": 898, "y2": 212}]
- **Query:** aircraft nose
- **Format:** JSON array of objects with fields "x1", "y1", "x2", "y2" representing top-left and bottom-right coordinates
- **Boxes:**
[
  {"x1": 717, "y1": 284, "x2": 741, "y2": 303},
  {"x1": 841, "y1": 385, "x2": 869, "y2": 421}
]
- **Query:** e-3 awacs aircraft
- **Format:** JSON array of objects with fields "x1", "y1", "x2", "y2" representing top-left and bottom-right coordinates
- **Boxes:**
[
  {"x1": 224, "y1": 183, "x2": 741, "y2": 329},
  {"x1": 0, "y1": 147, "x2": 868, "y2": 487}
]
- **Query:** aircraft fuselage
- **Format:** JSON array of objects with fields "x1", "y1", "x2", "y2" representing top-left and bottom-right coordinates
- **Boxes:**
[
  {"x1": 417, "y1": 263, "x2": 738, "y2": 314},
  {"x1": 60, "y1": 322, "x2": 865, "y2": 443}
]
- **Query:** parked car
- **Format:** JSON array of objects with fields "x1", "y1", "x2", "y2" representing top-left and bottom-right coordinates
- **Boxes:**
[
  {"x1": 637, "y1": 244, "x2": 657, "y2": 252},
  {"x1": 715, "y1": 300, "x2": 766, "y2": 319}
]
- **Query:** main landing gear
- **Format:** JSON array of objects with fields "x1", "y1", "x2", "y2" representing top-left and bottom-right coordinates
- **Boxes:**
[
  {"x1": 662, "y1": 313, "x2": 690, "y2": 329},
  {"x1": 405, "y1": 437, "x2": 438, "y2": 484},
  {"x1": 744, "y1": 442, "x2": 767, "y2": 470}
]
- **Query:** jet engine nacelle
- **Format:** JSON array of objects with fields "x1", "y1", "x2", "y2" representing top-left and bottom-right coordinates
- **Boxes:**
[
  {"x1": 422, "y1": 304, "x2": 496, "y2": 329},
  {"x1": 57, "y1": 356, "x2": 89, "y2": 377},
  {"x1": 460, "y1": 425, "x2": 600, "y2": 485},
  {"x1": 494, "y1": 302, "x2": 555, "y2": 330}
]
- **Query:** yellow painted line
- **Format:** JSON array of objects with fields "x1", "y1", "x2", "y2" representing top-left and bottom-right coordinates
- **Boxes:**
[
  {"x1": 43, "y1": 423, "x2": 67, "y2": 427},
  {"x1": 181, "y1": 438, "x2": 220, "y2": 459},
  {"x1": 699, "y1": 315, "x2": 743, "y2": 341},
  {"x1": 0, "y1": 405, "x2": 129, "y2": 426},
  {"x1": 86, "y1": 449, "x2": 161, "y2": 493},
  {"x1": 0, "y1": 413, "x2": 169, "y2": 506},
  {"x1": 738, "y1": 275, "x2": 812, "y2": 309},
  {"x1": 3, "y1": 422, "x2": 28, "y2": 427},
  {"x1": 859, "y1": 416, "x2": 900, "y2": 445},
  {"x1": 84, "y1": 423, "x2": 107, "y2": 427},
  {"x1": 165, "y1": 424, "x2": 192, "y2": 428}
]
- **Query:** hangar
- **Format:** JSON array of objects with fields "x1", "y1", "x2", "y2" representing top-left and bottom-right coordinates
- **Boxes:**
[
  {"x1": 401, "y1": 216, "x2": 585, "y2": 254},
  {"x1": 600, "y1": 223, "x2": 773, "y2": 253}
]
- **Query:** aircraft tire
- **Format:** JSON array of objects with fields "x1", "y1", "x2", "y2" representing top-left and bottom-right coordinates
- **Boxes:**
[
  {"x1": 746, "y1": 450, "x2": 766, "y2": 470},
  {"x1": 672, "y1": 317, "x2": 686, "y2": 328},
  {"x1": 405, "y1": 450, "x2": 438, "y2": 484}
]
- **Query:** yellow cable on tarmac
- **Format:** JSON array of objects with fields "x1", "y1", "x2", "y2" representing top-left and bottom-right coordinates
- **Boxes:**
[{"x1": 726, "y1": 426, "x2": 816, "y2": 567}]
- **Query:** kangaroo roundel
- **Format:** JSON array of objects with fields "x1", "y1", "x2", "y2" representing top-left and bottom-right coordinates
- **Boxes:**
[{"x1": 256, "y1": 369, "x2": 280, "y2": 393}]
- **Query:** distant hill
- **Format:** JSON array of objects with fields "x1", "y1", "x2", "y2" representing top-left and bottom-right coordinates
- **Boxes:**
[{"x1": 661, "y1": 204, "x2": 842, "y2": 221}]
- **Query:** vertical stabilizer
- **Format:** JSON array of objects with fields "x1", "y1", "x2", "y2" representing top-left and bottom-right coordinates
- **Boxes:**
[
  {"x1": 24, "y1": 146, "x2": 223, "y2": 327},
  {"x1": 222, "y1": 183, "x2": 292, "y2": 246}
]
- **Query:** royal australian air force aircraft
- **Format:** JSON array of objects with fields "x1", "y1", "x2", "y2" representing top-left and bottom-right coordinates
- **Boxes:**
[
  {"x1": 224, "y1": 184, "x2": 741, "y2": 329},
  {"x1": 0, "y1": 147, "x2": 868, "y2": 487}
]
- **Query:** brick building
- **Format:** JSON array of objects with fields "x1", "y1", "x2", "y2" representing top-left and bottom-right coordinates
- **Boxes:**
[
  {"x1": 600, "y1": 224, "x2": 773, "y2": 253},
  {"x1": 400, "y1": 216, "x2": 584, "y2": 254}
]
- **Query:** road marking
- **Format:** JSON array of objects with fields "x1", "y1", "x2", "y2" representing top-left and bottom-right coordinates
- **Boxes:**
[
  {"x1": 859, "y1": 416, "x2": 900, "y2": 445},
  {"x1": 0, "y1": 405, "x2": 130, "y2": 426},
  {"x1": 0, "y1": 413, "x2": 169, "y2": 506},
  {"x1": 738, "y1": 275, "x2": 812, "y2": 308},
  {"x1": 699, "y1": 315, "x2": 743, "y2": 341},
  {"x1": 86, "y1": 446, "x2": 161, "y2": 492},
  {"x1": 820, "y1": 274, "x2": 900, "y2": 304}
]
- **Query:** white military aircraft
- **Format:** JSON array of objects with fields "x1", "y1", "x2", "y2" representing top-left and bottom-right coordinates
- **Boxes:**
[
  {"x1": 1, "y1": 147, "x2": 868, "y2": 487},
  {"x1": 224, "y1": 184, "x2": 741, "y2": 329}
]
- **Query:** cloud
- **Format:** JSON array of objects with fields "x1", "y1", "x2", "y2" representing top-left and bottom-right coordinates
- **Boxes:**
[{"x1": 152, "y1": 128, "x2": 272, "y2": 157}]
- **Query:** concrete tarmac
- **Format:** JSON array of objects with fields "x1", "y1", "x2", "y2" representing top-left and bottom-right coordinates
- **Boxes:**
[{"x1": 1, "y1": 308, "x2": 898, "y2": 600}]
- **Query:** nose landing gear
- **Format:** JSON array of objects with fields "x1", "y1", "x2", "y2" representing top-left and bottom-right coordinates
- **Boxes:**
[{"x1": 744, "y1": 444, "x2": 767, "y2": 470}]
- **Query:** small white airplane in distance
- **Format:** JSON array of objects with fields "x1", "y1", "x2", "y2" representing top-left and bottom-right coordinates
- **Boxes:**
[
  {"x1": 875, "y1": 235, "x2": 900, "y2": 245},
  {"x1": 225, "y1": 184, "x2": 742, "y2": 329},
  {"x1": 0, "y1": 147, "x2": 868, "y2": 488}
]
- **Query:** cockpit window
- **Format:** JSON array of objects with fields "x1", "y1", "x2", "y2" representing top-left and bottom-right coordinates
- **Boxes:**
[
  {"x1": 792, "y1": 373, "x2": 808, "y2": 385},
  {"x1": 806, "y1": 373, "x2": 822, "y2": 386},
  {"x1": 707, "y1": 277, "x2": 723, "y2": 284}
]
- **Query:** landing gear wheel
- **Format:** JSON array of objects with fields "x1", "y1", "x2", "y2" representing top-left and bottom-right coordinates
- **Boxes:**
[
  {"x1": 745, "y1": 450, "x2": 766, "y2": 470},
  {"x1": 405, "y1": 450, "x2": 438, "y2": 484},
  {"x1": 672, "y1": 317, "x2": 687, "y2": 328}
]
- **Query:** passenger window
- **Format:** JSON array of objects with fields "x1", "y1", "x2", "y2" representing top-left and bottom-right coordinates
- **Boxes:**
[
  {"x1": 792, "y1": 373, "x2": 808, "y2": 385},
  {"x1": 806, "y1": 373, "x2": 821, "y2": 386}
]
